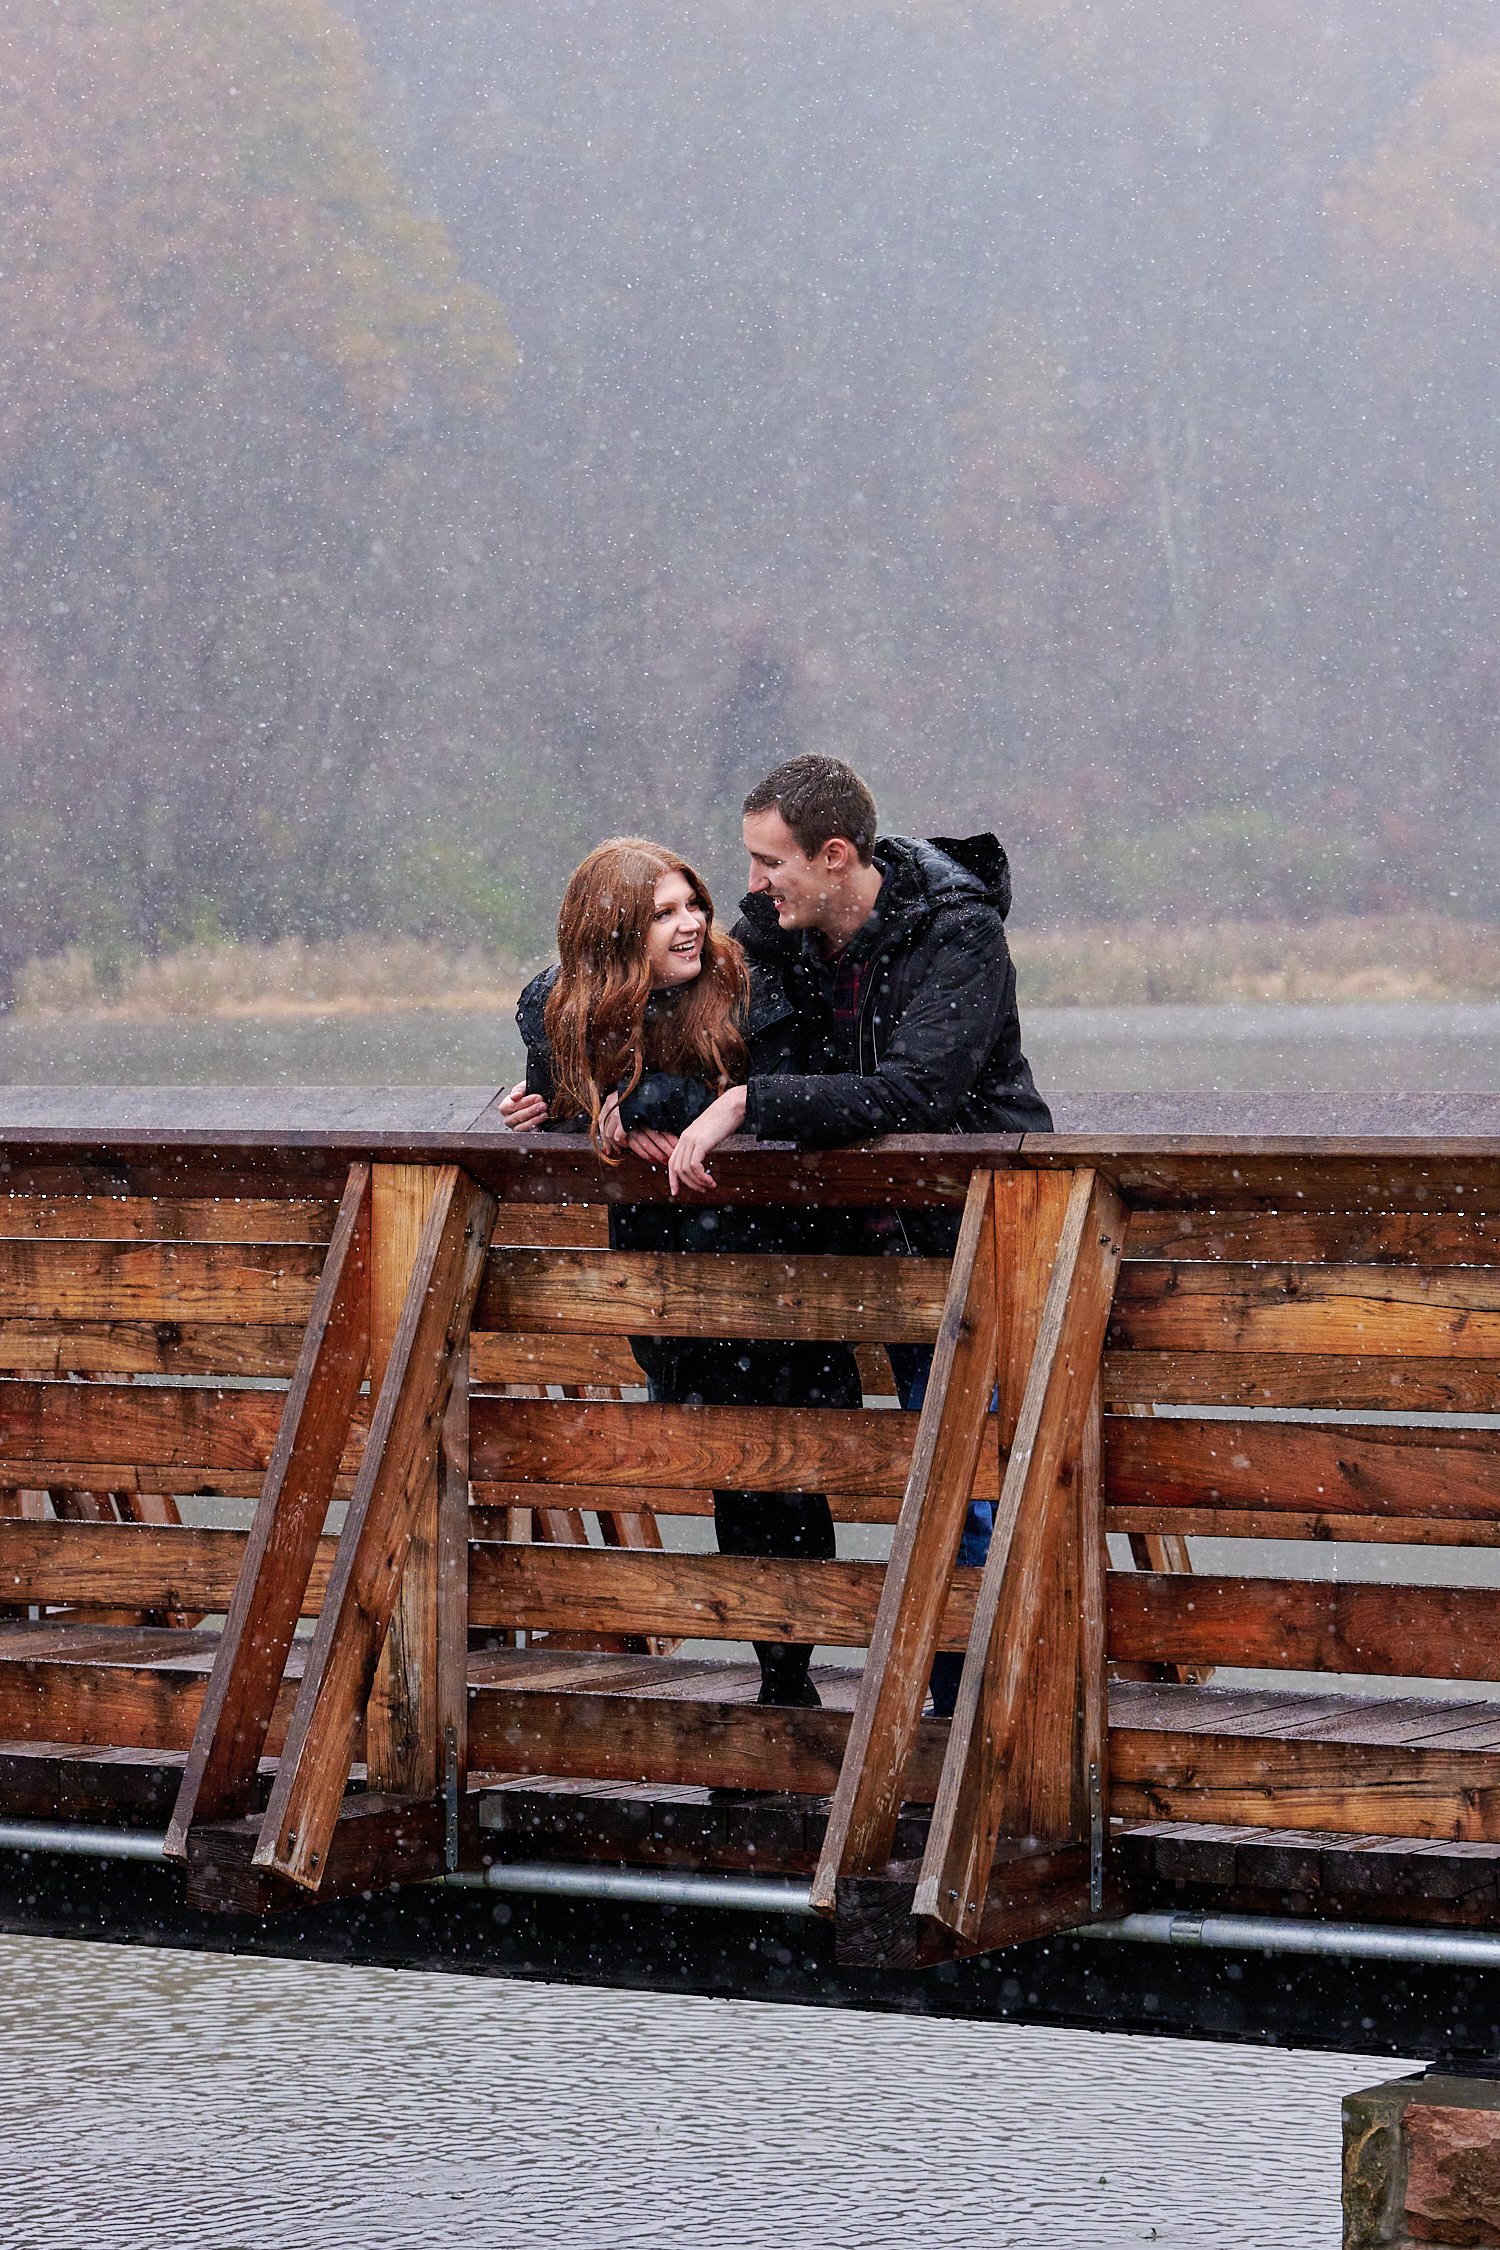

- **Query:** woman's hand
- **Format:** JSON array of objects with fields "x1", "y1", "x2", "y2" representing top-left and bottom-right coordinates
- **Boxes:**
[
  {"x1": 601, "y1": 1090, "x2": 678, "y2": 1165},
  {"x1": 666, "y1": 1084, "x2": 747, "y2": 1197},
  {"x1": 599, "y1": 1091, "x2": 628, "y2": 1153},
  {"x1": 498, "y1": 1081, "x2": 549, "y2": 1133}
]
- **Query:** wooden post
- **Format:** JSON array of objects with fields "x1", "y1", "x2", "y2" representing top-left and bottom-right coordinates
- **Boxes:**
[
  {"x1": 915, "y1": 1168, "x2": 1126, "y2": 1939},
  {"x1": 255, "y1": 1164, "x2": 496, "y2": 1889},
  {"x1": 811, "y1": 1171, "x2": 998, "y2": 1912},
  {"x1": 365, "y1": 1163, "x2": 445, "y2": 1797},
  {"x1": 165, "y1": 1164, "x2": 371, "y2": 1855},
  {"x1": 436, "y1": 1344, "x2": 471, "y2": 1816},
  {"x1": 982, "y1": 1169, "x2": 1090, "y2": 1852}
]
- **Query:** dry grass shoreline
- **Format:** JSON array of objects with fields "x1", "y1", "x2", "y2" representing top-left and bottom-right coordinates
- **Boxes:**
[{"x1": 11, "y1": 913, "x2": 1500, "y2": 1022}]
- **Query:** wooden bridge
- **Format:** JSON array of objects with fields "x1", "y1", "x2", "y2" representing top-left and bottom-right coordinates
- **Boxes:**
[{"x1": 3, "y1": 1089, "x2": 1500, "y2": 2041}]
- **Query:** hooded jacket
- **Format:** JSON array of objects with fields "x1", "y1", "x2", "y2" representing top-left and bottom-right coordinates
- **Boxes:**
[{"x1": 735, "y1": 832, "x2": 1053, "y2": 1148}]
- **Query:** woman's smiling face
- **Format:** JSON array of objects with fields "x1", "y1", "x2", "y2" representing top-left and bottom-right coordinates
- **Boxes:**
[{"x1": 644, "y1": 869, "x2": 708, "y2": 989}]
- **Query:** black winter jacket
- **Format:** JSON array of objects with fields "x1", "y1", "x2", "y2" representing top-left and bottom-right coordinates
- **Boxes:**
[
  {"x1": 512, "y1": 964, "x2": 861, "y2": 1405},
  {"x1": 735, "y1": 832, "x2": 1052, "y2": 1148},
  {"x1": 513, "y1": 963, "x2": 856, "y2": 1261}
]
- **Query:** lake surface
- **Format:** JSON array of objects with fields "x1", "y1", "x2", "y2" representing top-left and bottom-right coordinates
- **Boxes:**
[
  {"x1": 0, "y1": 1931, "x2": 1411, "y2": 2250},
  {"x1": 0, "y1": 998, "x2": 1478, "y2": 2247},
  {"x1": 2, "y1": 995, "x2": 1499, "y2": 1093}
]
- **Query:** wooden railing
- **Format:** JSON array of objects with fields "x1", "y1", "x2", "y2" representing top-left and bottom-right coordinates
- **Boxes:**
[{"x1": 1, "y1": 1097, "x2": 1498, "y2": 1957}]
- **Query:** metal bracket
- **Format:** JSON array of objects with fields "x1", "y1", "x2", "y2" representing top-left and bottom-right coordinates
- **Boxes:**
[
  {"x1": 444, "y1": 1725, "x2": 460, "y2": 1875},
  {"x1": 1089, "y1": 1761, "x2": 1105, "y2": 1913}
]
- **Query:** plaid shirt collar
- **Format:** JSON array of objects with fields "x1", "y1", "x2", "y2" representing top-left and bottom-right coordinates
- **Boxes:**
[{"x1": 802, "y1": 870, "x2": 888, "y2": 1050}]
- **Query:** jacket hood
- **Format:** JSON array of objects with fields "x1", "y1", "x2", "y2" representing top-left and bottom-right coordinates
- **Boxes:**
[
  {"x1": 516, "y1": 964, "x2": 558, "y2": 1050},
  {"x1": 885, "y1": 832, "x2": 1012, "y2": 921},
  {"x1": 737, "y1": 831, "x2": 1011, "y2": 959}
]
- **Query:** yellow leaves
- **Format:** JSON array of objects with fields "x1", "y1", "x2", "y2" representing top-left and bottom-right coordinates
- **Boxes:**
[
  {"x1": 0, "y1": 0, "x2": 512, "y2": 453},
  {"x1": 1332, "y1": 47, "x2": 1500, "y2": 291}
]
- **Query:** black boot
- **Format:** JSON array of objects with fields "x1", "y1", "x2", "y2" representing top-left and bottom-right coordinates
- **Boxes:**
[{"x1": 754, "y1": 1641, "x2": 822, "y2": 1707}]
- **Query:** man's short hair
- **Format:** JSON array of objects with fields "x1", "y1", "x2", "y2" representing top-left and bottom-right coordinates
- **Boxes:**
[{"x1": 743, "y1": 753, "x2": 878, "y2": 865}]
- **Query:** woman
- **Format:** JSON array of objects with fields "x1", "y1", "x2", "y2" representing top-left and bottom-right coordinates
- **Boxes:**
[{"x1": 499, "y1": 838, "x2": 859, "y2": 1710}]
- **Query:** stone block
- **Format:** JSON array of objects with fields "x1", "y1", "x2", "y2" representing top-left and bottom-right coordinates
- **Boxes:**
[{"x1": 1344, "y1": 2074, "x2": 1500, "y2": 2249}]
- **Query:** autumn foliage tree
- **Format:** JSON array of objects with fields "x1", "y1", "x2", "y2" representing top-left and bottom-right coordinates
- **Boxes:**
[{"x1": 0, "y1": 0, "x2": 513, "y2": 995}]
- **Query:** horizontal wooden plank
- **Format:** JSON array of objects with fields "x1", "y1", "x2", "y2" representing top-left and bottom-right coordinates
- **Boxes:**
[
  {"x1": 0, "y1": 1380, "x2": 366, "y2": 1475},
  {"x1": 0, "y1": 1634, "x2": 299, "y2": 1753},
  {"x1": 0, "y1": 1319, "x2": 304, "y2": 1381},
  {"x1": 1105, "y1": 1418, "x2": 1500, "y2": 1525},
  {"x1": 0, "y1": 1744, "x2": 205, "y2": 1826},
  {"x1": 0, "y1": 1521, "x2": 337, "y2": 1612},
  {"x1": 0, "y1": 1129, "x2": 1018, "y2": 1209},
  {"x1": 0, "y1": 1241, "x2": 324, "y2": 1326},
  {"x1": 1125, "y1": 1209, "x2": 1500, "y2": 1266},
  {"x1": 490, "y1": 1202, "x2": 609, "y2": 1248},
  {"x1": 1106, "y1": 1505, "x2": 1500, "y2": 1549},
  {"x1": 1103, "y1": 1353, "x2": 1500, "y2": 1412},
  {"x1": 5, "y1": 1129, "x2": 1500, "y2": 1213},
  {"x1": 1110, "y1": 1726, "x2": 1500, "y2": 1841},
  {"x1": 0, "y1": 1149, "x2": 362, "y2": 1203},
  {"x1": 469, "y1": 1543, "x2": 978, "y2": 1648},
  {"x1": 470, "y1": 1484, "x2": 904, "y2": 1526},
  {"x1": 471, "y1": 1487, "x2": 711, "y2": 1526},
  {"x1": 1112, "y1": 1264, "x2": 1500, "y2": 1358},
  {"x1": 470, "y1": 1398, "x2": 1002, "y2": 1500},
  {"x1": 0, "y1": 1464, "x2": 343, "y2": 1501},
  {"x1": 1115, "y1": 1823, "x2": 1500, "y2": 1932},
  {"x1": 1109, "y1": 1573, "x2": 1500, "y2": 1681},
  {"x1": 468, "y1": 1676, "x2": 948, "y2": 1797},
  {"x1": 1031, "y1": 1145, "x2": 1500, "y2": 1215},
  {"x1": 473, "y1": 1249, "x2": 948, "y2": 1344},
  {"x1": 0, "y1": 1196, "x2": 336, "y2": 1243},
  {"x1": 471, "y1": 1334, "x2": 646, "y2": 1389}
]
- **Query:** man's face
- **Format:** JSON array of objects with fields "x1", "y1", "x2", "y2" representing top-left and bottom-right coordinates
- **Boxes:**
[{"x1": 743, "y1": 807, "x2": 837, "y2": 931}]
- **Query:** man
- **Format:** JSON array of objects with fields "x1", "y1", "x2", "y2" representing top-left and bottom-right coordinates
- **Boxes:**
[{"x1": 666, "y1": 751, "x2": 1053, "y2": 1712}]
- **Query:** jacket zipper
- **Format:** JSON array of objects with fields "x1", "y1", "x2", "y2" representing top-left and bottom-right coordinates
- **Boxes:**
[{"x1": 855, "y1": 954, "x2": 917, "y2": 1258}]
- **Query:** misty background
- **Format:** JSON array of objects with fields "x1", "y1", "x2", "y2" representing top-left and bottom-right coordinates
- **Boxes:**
[{"x1": 4, "y1": 0, "x2": 1499, "y2": 1004}]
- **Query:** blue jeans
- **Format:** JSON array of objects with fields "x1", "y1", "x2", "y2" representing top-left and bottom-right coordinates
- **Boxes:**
[{"x1": 887, "y1": 1344, "x2": 994, "y2": 1718}]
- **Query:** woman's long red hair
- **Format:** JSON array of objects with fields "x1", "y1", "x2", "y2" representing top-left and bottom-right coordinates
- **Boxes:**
[{"x1": 544, "y1": 838, "x2": 749, "y2": 1153}]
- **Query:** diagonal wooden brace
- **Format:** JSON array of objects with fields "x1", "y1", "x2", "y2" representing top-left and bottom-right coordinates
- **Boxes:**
[
  {"x1": 810, "y1": 1170, "x2": 998, "y2": 1913},
  {"x1": 165, "y1": 1163, "x2": 371, "y2": 1857},
  {"x1": 914, "y1": 1168, "x2": 1126, "y2": 1938},
  {"x1": 252, "y1": 1164, "x2": 497, "y2": 1890}
]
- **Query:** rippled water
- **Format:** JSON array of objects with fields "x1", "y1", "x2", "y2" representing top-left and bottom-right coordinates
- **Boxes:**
[{"x1": 0, "y1": 1933, "x2": 1406, "y2": 2250}]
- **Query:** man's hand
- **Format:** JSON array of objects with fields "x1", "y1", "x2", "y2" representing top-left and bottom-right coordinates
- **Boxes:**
[
  {"x1": 601, "y1": 1091, "x2": 677, "y2": 1165},
  {"x1": 666, "y1": 1084, "x2": 748, "y2": 1197},
  {"x1": 498, "y1": 1081, "x2": 549, "y2": 1132}
]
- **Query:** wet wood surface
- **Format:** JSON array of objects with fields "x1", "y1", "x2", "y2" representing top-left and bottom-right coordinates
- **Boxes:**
[
  {"x1": 917, "y1": 1170, "x2": 1126, "y2": 1935},
  {"x1": 469, "y1": 1541, "x2": 980, "y2": 1648},
  {"x1": 1105, "y1": 1417, "x2": 1500, "y2": 1523},
  {"x1": 474, "y1": 1248, "x2": 949, "y2": 1343},
  {"x1": 812, "y1": 1173, "x2": 999, "y2": 1908},
  {"x1": 1109, "y1": 1572, "x2": 1500, "y2": 1681},
  {"x1": 257, "y1": 1166, "x2": 495, "y2": 1887},
  {"x1": 470, "y1": 1396, "x2": 1002, "y2": 1500},
  {"x1": 167, "y1": 1163, "x2": 371, "y2": 1853}
]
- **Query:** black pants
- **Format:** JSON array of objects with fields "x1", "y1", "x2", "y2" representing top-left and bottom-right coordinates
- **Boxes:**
[{"x1": 637, "y1": 1336, "x2": 861, "y2": 1704}]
